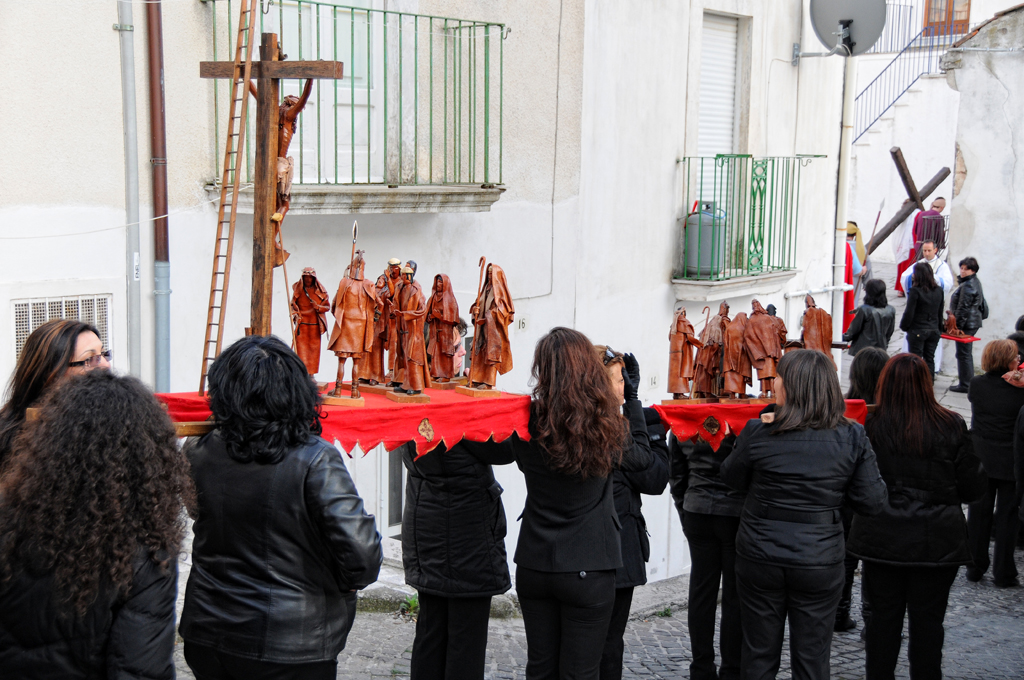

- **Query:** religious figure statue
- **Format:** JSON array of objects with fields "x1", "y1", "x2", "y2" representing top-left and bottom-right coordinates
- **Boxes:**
[
  {"x1": 801, "y1": 295, "x2": 835, "y2": 367},
  {"x1": 468, "y1": 263, "x2": 515, "y2": 390},
  {"x1": 327, "y1": 250, "x2": 378, "y2": 399},
  {"x1": 743, "y1": 300, "x2": 783, "y2": 397},
  {"x1": 379, "y1": 258, "x2": 404, "y2": 381},
  {"x1": 945, "y1": 310, "x2": 968, "y2": 338},
  {"x1": 393, "y1": 263, "x2": 431, "y2": 395},
  {"x1": 426, "y1": 274, "x2": 461, "y2": 382},
  {"x1": 289, "y1": 267, "x2": 330, "y2": 376},
  {"x1": 721, "y1": 312, "x2": 752, "y2": 398},
  {"x1": 668, "y1": 307, "x2": 703, "y2": 398},
  {"x1": 693, "y1": 302, "x2": 730, "y2": 397}
]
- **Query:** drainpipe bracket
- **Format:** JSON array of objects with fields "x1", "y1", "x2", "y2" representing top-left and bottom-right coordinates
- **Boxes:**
[{"x1": 113, "y1": 24, "x2": 134, "y2": 32}]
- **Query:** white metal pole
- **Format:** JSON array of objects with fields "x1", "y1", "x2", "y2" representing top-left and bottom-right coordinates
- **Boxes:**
[{"x1": 831, "y1": 55, "x2": 857, "y2": 377}]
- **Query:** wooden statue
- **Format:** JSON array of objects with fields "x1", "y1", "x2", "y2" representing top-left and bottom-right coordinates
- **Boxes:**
[
  {"x1": 381, "y1": 258, "x2": 403, "y2": 380},
  {"x1": 393, "y1": 263, "x2": 431, "y2": 395},
  {"x1": 693, "y1": 302, "x2": 730, "y2": 397},
  {"x1": 289, "y1": 267, "x2": 330, "y2": 376},
  {"x1": 945, "y1": 310, "x2": 968, "y2": 338},
  {"x1": 722, "y1": 312, "x2": 753, "y2": 398},
  {"x1": 468, "y1": 261, "x2": 515, "y2": 390},
  {"x1": 359, "y1": 259, "x2": 401, "y2": 386},
  {"x1": 801, "y1": 295, "x2": 836, "y2": 367},
  {"x1": 327, "y1": 249, "x2": 378, "y2": 399},
  {"x1": 426, "y1": 274, "x2": 461, "y2": 382},
  {"x1": 668, "y1": 307, "x2": 703, "y2": 398},
  {"x1": 744, "y1": 299, "x2": 783, "y2": 397}
]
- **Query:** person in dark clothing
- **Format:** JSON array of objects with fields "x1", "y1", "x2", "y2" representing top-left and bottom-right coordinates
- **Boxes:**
[
  {"x1": 948, "y1": 257, "x2": 989, "y2": 393},
  {"x1": 965, "y1": 339, "x2": 1024, "y2": 587},
  {"x1": 462, "y1": 327, "x2": 654, "y2": 680},
  {"x1": 181, "y1": 336, "x2": 383, "y2": 680},
  {"x1": 721, "y1": 350, "x2": 887, "y2": 680},
  {"x1": 401, "y1": 439, "x2": 511, "y2": 680},
  {"x1": 849, "y1": 353, "x2": 987, "y2": 679},
  {"x1": 1007, "y1": 315, "x2": 1024, "y2": 362},
  {"x1": 843, "y1": 279, "x2": 896, "y2": 356},
  {"x1": 595, "y1": 347, "x2": 670, "y2": 680},
  {"x1": 900, "y1": 262, "x2": 945, "y2": 377},
  {"x1": 0, "y1": 371, "x2": 195, "y2": 680},
  {"x1": 669, "y1": 428, "x2": 746, "y2": 680}
]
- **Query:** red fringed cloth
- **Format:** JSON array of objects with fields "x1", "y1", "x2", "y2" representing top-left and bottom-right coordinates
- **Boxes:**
[
  {"x1": 157, "y1": 387, "x2": 531, "y2": 457},
  {"x1": 654, "y1": 400, "x2": 869, "y2": 451}
]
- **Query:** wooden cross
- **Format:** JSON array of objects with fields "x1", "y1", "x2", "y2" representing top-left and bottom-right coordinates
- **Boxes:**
[
  {"x1": 866, "y1": 147, "x2": 951, "y2": 255},
  {"x1": 201, "y1": 33, "x2": 343, "y2": 336}
]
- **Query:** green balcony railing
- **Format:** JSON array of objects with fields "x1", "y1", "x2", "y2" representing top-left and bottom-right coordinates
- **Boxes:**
[
  {"x1": 674, "y1": 155, "x2": 821, "y2": 281},
  {"x1": 209, "y1": 0, "x2": 506, "y2": 186}
]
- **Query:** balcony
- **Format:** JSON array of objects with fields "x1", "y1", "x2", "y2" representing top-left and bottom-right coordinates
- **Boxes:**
[{"x1": 205, "y1": 0, "x2": 506, "y2": 213}]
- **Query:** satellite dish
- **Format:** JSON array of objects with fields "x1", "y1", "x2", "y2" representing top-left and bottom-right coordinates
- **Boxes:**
[{"x1": 809, "y1": 0, "x2": 886, "y2": 56}]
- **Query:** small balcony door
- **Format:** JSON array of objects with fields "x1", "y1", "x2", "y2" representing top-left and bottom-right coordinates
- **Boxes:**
[{"x1": 924, "y1": 0, "x2": 970, "y2": 36}]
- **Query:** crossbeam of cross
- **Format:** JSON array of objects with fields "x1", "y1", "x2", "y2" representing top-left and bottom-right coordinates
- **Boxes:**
[{"x1": 866, "y1": 147, "x2": 950, "y2": 255}]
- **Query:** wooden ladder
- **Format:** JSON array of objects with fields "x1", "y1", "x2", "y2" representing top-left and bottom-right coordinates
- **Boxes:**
[{"x1": 199, "y1": 0, "x2": 260, "y2": 394}]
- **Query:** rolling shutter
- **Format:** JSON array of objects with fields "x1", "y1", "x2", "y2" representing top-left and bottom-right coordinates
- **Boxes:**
[{"x1": 698, "y1": 13, "x2": 739, "y2": 156}]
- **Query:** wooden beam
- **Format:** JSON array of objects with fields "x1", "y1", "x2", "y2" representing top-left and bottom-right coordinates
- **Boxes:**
[
  {"x1": 866, "y1": 167, "x2": 951, "y2": 255},
  {"x1": 250, "y1": 33, "x2": 280, "y2": 336},
  {"x1": 891, "y1": 147, "x2": 925, "y2": 211},
  {"x1": 200, "y1": 60, "x2": 344, "y2": 80},
  {"x1": 175, "y1": 421, "x2": 216, "y2": 437}
]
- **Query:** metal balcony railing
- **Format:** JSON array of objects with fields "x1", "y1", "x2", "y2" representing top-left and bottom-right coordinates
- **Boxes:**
[
  {"x1": 674, "y1": 156, "x2": 821, "y2": 282},
  {"x1": 209, "y1": 0, "x2": 506, "y2": 186},
  {"x1": 865, "y1": 3, "x2": 918, "y2": 54}
]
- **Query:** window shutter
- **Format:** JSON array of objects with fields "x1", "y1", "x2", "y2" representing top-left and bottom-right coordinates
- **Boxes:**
[{"x1": 698, "y1": 13, "x2": 739, "y2": 157}]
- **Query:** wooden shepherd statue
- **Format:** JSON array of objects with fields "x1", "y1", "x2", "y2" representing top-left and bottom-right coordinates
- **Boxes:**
[
  {"x1": 693, "y1": 301, "x2": 730, "y2": 397},
  {"x1": 668, "y1": 307, "x2": 702, "y2": 398},
  {"x1": 744, "y1": 299, "x2": 783, "y2": 397},
  {"x1": 360, "y1": 259, "x2": 400, "y2": 386},
  {"x1": 290, "y1": 267, "x2": 330, "y2": 376},
  {"x1": 427, "y1": 274, "x2": 461, "y2": 382},
  {"x1": 467, "y1": 261, "x2": 515, "y2": 390},
  {"x1": 801, "y1": 294, "x2": 835, "y2": 367},
  {"x1": 393, "y1": 262, "x2": 431, "y2": 395},
  {"x1": 327, "y1": 240, "x2": 378, "y2": 399},
  {"x1": 722, "y1": 312, "x2": 753, "y2": 398}
]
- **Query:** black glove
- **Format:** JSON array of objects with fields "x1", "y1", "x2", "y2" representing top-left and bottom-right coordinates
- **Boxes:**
[{"x1": 621, "y1": 353, "x2": 640, "y2": 402}]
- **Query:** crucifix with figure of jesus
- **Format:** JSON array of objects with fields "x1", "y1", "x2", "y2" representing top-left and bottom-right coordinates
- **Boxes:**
[{"x1": 201, "y1": 33, "x2": 343, "y2": 336}]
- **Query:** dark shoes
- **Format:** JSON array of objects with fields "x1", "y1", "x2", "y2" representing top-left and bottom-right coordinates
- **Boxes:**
[
  {"x1": 966, "y1": 567, "x2": 984, "y2": 582},
  {"x1": 994, "y1": 578, "x2": 1020, "y2": 588},
  {"x1": 834, "y1": 613, "x2": 858, "y2": 632},
  {"x1": 949, "y1": 384, "x2": 969, "y2": 393}
]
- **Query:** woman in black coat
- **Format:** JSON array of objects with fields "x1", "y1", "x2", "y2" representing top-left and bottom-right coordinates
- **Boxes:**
[
  {"x1": 0, "y1": 371, "x2": 194, "y2": 680},
  {"x1": 721, "y1": 350, "x2": 887, "y2": 680},
  {"x1": 965, "y1": 339, "x2": 1024, "y2": 587},
  {"x1": 843, "y1": 279, "x2": 896, "y2": 356},
  {"x1": 849, "y1": 353, "x2": 987, "y2": 679},
  {"x1": 900, "y1": 262, "x2": 945, "y2": 376},
  {"x1": 402, "y1": 440, "x2": 511, "y2": 680},
  {"x1": 464, "y1": 327, "x2": 653, "y2": 680}
]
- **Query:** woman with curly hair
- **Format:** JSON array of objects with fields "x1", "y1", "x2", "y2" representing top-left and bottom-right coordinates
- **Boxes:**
[
  {"x1": 464, "y1": 327, "x2": 653, "y2": 680},
  {"x1": 0, "y1": 319, "x2": 111, "y2": 466},
  {"x1": 180, "y1": 335, "x2": 383, "y2": 680},
  {"x1": 0, "y1": 370, "x2": 194, "y2": 679}
]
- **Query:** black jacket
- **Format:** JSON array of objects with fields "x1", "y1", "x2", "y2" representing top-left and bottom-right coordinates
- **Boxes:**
[
  {"x1": 968, "y1": 371, "x2": 1024, "y2": 481},
  {"x1": 843, "y1": 304, "x2": 896, "y2": 355},
  {"x1": 720, "y1": 419, "x2": 887, "y2": 567},
  {"x1": 180, "y1": 432, "x2": 383, "y2": 663},
  {"x1": 669, "y1": 433, "x2": 746, "y2": 519},
  {"x1": 465, "y1": 399, "x2": 654, "y2": 573},
  {"x1": 848, "y1": 420, "x2": 987, "y2": 566},
  {"x1": 610, "y1": 408, "x2": 670, "y2": 588},
  {"x1": 0, "y1": 552, "x2": 177, "y2": 680},
  {"x1": 949, "y1": 274, "x2": 987, "y2": 331},
  {"x1": 900, "y1": 285, "x2": 944, "y2": 334},
  {"x1": 401, "y1": 441, "x2": 511, "y2": 598},
  {"x1": 1016, "y1": 406, "x2": 1024, "y2": 522}
]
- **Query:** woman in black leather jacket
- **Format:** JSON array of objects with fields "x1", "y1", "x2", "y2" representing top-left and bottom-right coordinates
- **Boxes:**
[
  {"x1": 849, "y1": 353, "x2": 986, "y2": 679},
  {"x1": 900, "y1": 263, "x2": 945, "y2": 376},
  {"x1": 721, "y1": 350, "x2": 887, "y2": 680},
  {"x1": 180, "y1": 336, "x2": 383, "y2": 680},
  {"x1": 843, "y1": 279, "x2": 896, "y2": 356}
]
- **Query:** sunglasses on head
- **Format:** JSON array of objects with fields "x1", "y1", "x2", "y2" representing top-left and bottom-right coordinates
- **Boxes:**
[{"x1": 602, "y1": 347, "x2": 619, "y2": 366}]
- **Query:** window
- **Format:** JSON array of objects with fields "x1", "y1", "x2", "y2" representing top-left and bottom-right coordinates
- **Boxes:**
[
  {"x1": 12, "y1": 295, "x2": 111, "y2": 361},
  {"x1": 925, "y1": 0, "x2": 970, "y2": 35},
  {"x1": 698, "y1": 13, "x2": 739, "y2": 157}
]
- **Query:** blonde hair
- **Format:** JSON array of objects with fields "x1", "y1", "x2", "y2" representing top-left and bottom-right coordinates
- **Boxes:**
[
  {"x1": 594, "y1": 344, "x2": 624, "y2": 368},
  {"x1": 981, "y1": 339, "x2": 1019, "y2": 373}
]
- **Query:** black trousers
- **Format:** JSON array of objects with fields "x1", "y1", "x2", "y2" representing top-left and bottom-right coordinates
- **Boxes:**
[
  {"x1": 954, "y1": 328, "x2": 978, "y2": 387},
  {"x1": 410, "y1": 592, "x2": 492, "y2": 680},
  {"x1": 598, "y1": 587, "x2": 634, "y2": 680},
  {"x1": 862, "y1": 562, "x2": 959, "y2": 680},
  {"x1": 516, "y1": 565, "x2": 616, "y2": 680},
  {"x1": 184, "y1": 642, "x2": 337, "y2": 680},
  {"x1": 735, "y1": 556, "x2": 844, "y2": 680},
  {"x1": 907, "y1": 330, "x2": 940, "y2": 376},
  {"x1": 682, "y1": 512, "x2": 742, "y2": 680},
  {"x1": 967, "y1": 477, "x2": 1022, "y2": 585}
]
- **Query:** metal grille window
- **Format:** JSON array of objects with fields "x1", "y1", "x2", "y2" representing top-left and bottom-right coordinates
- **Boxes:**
[
  {"x1": 674, "y1": 156, "x2": 819, "y2": 281},
  {"x1": 209, "y1": 0, "x2": 506, "y2": 186},
  {"x1": 12, "y1": 295, "x2": 112, "y2": 360}
]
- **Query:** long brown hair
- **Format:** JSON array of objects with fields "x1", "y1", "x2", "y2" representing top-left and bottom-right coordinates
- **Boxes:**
[
  {"x1": 530, "y1": 328, "x2": 627, "y2": 477},
  {"x1": 0, "y1": 371, "x2": 195, "y2": 616},
  {"x1": 0, "y1": 319, "x2": 101, "y2": 464},
  {"x1": 867, "y1": 353, "x2": 964, "y2": 458},
  {"x1": 771, "y1": 350, "x2": 848, "y2": 433}
]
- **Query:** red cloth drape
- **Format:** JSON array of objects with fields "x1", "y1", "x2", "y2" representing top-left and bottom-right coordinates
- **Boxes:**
[
  {"x1": 157, "y1": 387, "x2": 531, "y2": 457},
  {"x1": 842, "y1": 243, "x2": 856, "y2": 333},
  {"x1": 654, "y1": 399, "x2": 869, "y2": 451}
]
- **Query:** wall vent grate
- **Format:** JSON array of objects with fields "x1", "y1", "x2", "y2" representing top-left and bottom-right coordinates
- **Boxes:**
[{"x1": 12, "y1": 295, "x2": 112, "y2": 361}]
